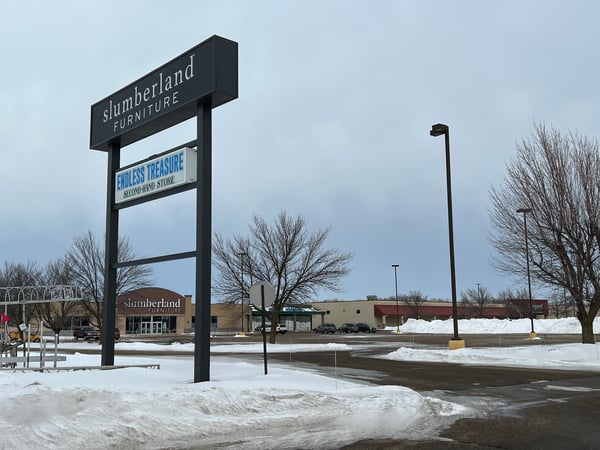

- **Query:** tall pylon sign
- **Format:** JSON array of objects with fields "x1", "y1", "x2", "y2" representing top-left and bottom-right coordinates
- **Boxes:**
[{"x1": 90, "y1": 36, "x2": 238, "y2": 382}]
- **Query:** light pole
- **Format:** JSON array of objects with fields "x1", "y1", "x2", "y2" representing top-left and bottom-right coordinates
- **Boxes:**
[
  {"x1": 476, "y1": 283, "x2": 481, "y2": 317},
  {"x1": 238, "y1": 252, "x2": 248, "y2": 334},
  {"x1": 392, "y1": 264, "x2": 400, "y2": 332},
  {"x1": 517, "y1": 208, "x2": 536, "y2": 338},
  {"x1": 430, "y1": 123, "x2": 464, "y2": 349}
]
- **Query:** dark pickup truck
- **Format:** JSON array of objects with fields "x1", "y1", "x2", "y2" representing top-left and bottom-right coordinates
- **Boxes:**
[
  {"x1": 73, "y1": 326, "x2": 120, "y2": 340},
  {"x1": 72, "y1": 326, "x2": 100, "y2": 340}
]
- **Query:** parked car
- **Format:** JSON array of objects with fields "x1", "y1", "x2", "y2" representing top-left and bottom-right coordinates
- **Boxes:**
[
  {"x1": 73, "y1": 326, "x2": 100, "y2": 340},
  {"x1": 339, "y1": 323, "x2": 359, "y2": 333},
  {"x1": 355, "y1": 323, "x2": 377, "y2": 333},
  {"x1": 73, "y1": 326, "x2": 120, "y2": 340},
  {"x1": 8, "y1": 330, "x2": 41, "y2": 342},
  {"x1": 313, "y1": 323, "x2": 337, "y2": 334},
  {"x1": 261, "y1": 323, "x2": 288, "y2": 335}
]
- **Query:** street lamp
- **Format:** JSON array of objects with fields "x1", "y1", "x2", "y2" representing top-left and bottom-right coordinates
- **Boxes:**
[
  {"x1": 392, "y1": 264, "x2": 400, "y2": 332},
  {"x1": 238, "y1": 252, "x2": 248, "y2": 334},
  {"x1": 516, "y1": 208, "x2": 536, "y2": 338},
  {"x1": 430, "y1": 123, "x2": 464, "y2": 349},
  {"x1": 476, "y1": 283, "x2": 481, "y2": 304}
]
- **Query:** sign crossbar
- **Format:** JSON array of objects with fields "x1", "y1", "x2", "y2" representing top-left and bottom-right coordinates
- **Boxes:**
[{"x1": 114, "y1": 251, "x2": 196, "y2": 269}]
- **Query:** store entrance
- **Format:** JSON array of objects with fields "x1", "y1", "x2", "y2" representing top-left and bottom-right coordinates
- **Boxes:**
[
  {"x1": 141, "y1": 322, "x2": 162, "y2": 334},
  {"x1": 126, "y1": 316, "x2": 176, "y2": 335},
  {"x1": 141, "y1": 321, "x2": 163, "y2": 334}
]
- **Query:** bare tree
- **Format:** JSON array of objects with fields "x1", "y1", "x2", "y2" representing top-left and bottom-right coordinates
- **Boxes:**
[
  {"x1": 460, "y1": 285, "x2": 494, "y2": 318},
  {"x1": 547, "y1": 288, "x2": 575, "y2": 319},
  {"x1": 0, "y1": 261, "x2": 44, "y2": 332},
  {"x1": 31, "y1": 258, "x2": 79, "y2": 341},
  {"x1": 490, "y1": 123, "x2": 600, "y2": 343},
  {"x1": 63, "y1": 231, "x2": 154, "y2": 330},
  {"x1": 402, "y1": 290, "x2": 428, "y2": 319},
  {"x1": 213, "y1": 211, "x2": 353, "y2": 342},
  {"x1": 496, "y1": 287, "x2": 531, "y2": 319},
  {"x1": 496, "y1": 287, "x2": 529, "y2": 302}
]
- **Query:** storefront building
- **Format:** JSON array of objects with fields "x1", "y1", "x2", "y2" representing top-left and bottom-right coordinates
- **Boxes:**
[
  {"x1": 313, "y1": 298, "x2": 549, "y2": 329},
  {"x1": 28, "y1": 287, "x2": 550, "y2": 336},
  {"x1": 250, "y1": 305, "x2": 326, "y2": 332},
  {"x1": 116, "y1": 287, "x2": 193, "y2": 335}
]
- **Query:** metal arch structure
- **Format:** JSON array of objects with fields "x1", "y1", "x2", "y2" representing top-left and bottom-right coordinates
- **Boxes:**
[{"x1": 0, "y1": 285, "x2": 85, "y2": 306}]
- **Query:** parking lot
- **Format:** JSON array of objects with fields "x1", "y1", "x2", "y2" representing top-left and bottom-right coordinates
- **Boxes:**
[{"x1": 220, "y1": 331, "x2": 600, "y2": 449}]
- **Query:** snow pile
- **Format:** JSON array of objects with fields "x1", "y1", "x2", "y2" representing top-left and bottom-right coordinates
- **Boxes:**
[
  {"x1": 0, "y1": 354, "x2": 468, "y2": 450},
  {"x1": 397, "y1": 317, "x2": 600, "y2": 334},
  {"x1": 385, "y1": 343, "x2": 600, "y2": 371}
]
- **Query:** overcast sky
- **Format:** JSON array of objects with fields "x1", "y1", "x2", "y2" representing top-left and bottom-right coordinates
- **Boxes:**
[{"x1": 3, "y1": 1, "x2": 600, "y2": 302}]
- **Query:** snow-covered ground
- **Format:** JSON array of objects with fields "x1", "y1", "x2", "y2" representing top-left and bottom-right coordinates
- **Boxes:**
[{"x1": 1, "y1": 318, "x2": 599, "y2": 449}]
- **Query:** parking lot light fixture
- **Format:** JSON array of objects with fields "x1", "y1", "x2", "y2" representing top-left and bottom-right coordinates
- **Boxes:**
[
  {"x1": 517, "y1": 208, "x2": 536, "y2": 339},
  {"x1": 238, "y1": 252, "x2": 248, "y2": 334},
  {"x1": 430, "y1": 123, "x2": 464, "y2": 350},
  {"x1": 392, "y1": 264, "x2": 400, "y2": 333}
]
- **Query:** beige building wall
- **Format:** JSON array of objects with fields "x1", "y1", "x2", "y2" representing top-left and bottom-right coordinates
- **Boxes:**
[
  {"x1": 313, "y1": 300, "x2": 379, "y2": 328},
  {"x1": 187, "y1": 302, "x2": 251, "y2": 333},
  {"x1": 207, "y1": 303, "x2": 245, "y2": 331},
  {"x1": 314, "y1": 299, "x2": 423, "y2": 329},
  {"x1": 177, "y1": 295, "x2": 194, "y2": 333}
]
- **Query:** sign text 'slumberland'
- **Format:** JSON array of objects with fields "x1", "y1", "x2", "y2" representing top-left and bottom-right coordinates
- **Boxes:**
[
  {"x1": 118, "y1": 297, "x2": 184, "y2": 315},
  {"x1": 104, "y1": 55, "x2": 194, "y2": 133},
  {"x1": 90, "y1": 35, "x2": 238, "y2": 151}
]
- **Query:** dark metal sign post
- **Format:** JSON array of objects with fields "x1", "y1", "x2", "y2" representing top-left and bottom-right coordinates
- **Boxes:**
[
  {"x1": 90, "y1": 36, "x2": 238, "y2": 382},
  {"x1": 102, "y1": 141, "x2": 120, "y2": 366},
  {"x1": 261, "y1": 285, "x2": 267, "y2": 375},
  {"x1": 195, "y1": 103, "x2": 212, "y2": 382},
  {"x1": 249, "y1": 281, "x2": 275, "y2": 376}
]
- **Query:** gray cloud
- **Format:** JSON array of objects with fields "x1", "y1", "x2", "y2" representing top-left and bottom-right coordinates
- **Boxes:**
[{"x1": 2, "y1": 1, "x2": 599, "y2": 301}]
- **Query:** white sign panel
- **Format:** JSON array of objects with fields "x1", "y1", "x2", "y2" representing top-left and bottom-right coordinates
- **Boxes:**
[
  {"x1": 249, "y1": 281, "x2": 276, "y2": 309},
  {"x1": 115, "y1": 147, "x2": 197, "y2": 203}
]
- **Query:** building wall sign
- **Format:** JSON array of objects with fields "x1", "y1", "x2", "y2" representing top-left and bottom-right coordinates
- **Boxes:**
[
  {"x1": 90, "y1": 35, "x2": 238, "y2": 151},
  {"x1": 117, "y1": 296, "x2": 185, "y2": 315},
  {"x1": 115, "y1": 147, "x2": 196, "y2": 203}
]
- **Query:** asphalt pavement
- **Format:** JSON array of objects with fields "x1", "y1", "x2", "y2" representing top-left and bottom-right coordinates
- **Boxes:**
[{"x1": 222, "y1": 332, "x2": 600, "y2": 449}]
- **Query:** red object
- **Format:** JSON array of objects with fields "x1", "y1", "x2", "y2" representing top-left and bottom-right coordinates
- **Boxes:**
[{"x1": 1, "y1": 313, "x2": 9, "y2": 324}]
